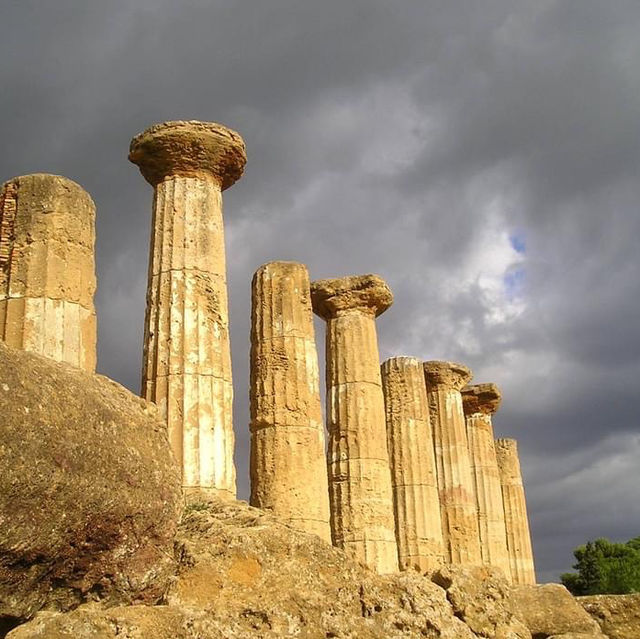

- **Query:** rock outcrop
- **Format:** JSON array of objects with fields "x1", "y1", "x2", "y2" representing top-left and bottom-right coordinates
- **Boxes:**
[
  {"x1": 9, "y1": 497, "x2": 481, "y2": 638},
  {"x1": 0, "y1": 342, "x2": 182, "y2": 628},
  {"x1": 510, "y1": 584, "x2": 604, "y2": 638},
  {"x1": 579, "y1": 593, "x2": 640, "y2": 639}
]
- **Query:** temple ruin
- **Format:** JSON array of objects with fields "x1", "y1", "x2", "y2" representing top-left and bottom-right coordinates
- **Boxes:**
[
  {"x1": 249, "y1": 261, "x2": 331, "y2": 542},
  {"x1": 129, "y1": 121, "x2": 245, "y2": 499},
  {"x1": 381, "y1": 356, "x2": 445, "y2": 571},
  {"x1": 0, "y1": 119, "x2": 537, "y2": 581},
  {"x1": 311, "y1": 274, "x2": 399, "y2": 574},
  {"x1": 496, "y1": 438, "x2": 537, "y2": 585},
  {"x1": 0, "y1": 174, "x2": 97, "y2": 372},
  {"x1": 462, "y1": 383, "x2": 512, "y2": 580}
]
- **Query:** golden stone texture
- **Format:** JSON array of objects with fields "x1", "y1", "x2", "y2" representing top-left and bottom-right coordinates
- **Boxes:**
[
  {"x1": 495, "y1": 438, "x2": 536, "y2": 585},
  {"x1": 423, "y1": 360, "x2": 482, "y2": 566},
  {"x1": 249, "y1": 261, "x2": 331, "y2": 541},
  {"x1": 0, "y1": 174, "x2": 96, "y2": 371},
  {"x1": 130, "y1": 120, "x2": 246, "y2": 498},
  {"x1": 381, "y1": 356, "x2": 445, "y2": 572},
  {"x1": 312, "y1": 274, "x2": 398, "y2": 574},
  {"x1": 462, "y1": 383, "x2": 511, "y2": 580}
]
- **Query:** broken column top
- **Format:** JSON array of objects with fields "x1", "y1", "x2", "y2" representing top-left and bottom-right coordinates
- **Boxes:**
[
  {"x1": 423, "y1": 360, "x2": 472, "y2": 391},
  {"x1": 462, "y1": 383, "x2": 502, "y2": 415},
  {"x1": 128, "y1": 120, "x2": 247, "y2": 188},
  {"x1": 2, "y1": 173, "x2": 95, "y2": 213},
  {"x1": 310, "y1": 274, "x2": 393, "y2": 319}
]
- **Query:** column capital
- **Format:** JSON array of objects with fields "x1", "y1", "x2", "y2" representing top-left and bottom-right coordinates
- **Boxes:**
[
  {"x1": 462, "y1": 383, "x2": 502, "y2": 416},
  {"x1": 310, "y1": 274, "x2": 393, "y2": 320},
  {"x1": 423, "y1": 360, "x2": 472, "y2": 391},
  {"x1": 129, "y1": 120, "x2": 246, "y2": 188}
]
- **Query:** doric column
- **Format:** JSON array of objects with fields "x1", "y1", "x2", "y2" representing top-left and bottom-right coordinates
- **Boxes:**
[
  {"x1": 0, "y1": 174, "x2": 96, "y2": 371},
  {"x1": 423, "y1": 360, "x2": 482, "y2": 565},
  {"x1": 129, "y1": 120, "x2": 246, "y2": 498},
  {"x1": 311, "y1": 274, "x2": 398, "y2": 574},
  {"x1": 495, "y1": 438, "x2": 536, "y2": 584},
  {"x1": 462, "y1": 383, "x2": 511, "y2": 580},
  {"x1": 381, "y1": 356, "x2": 445, "y2": 571},
  {"x1": 249, "y1": 261, "x2": 331, "y2": 541}
]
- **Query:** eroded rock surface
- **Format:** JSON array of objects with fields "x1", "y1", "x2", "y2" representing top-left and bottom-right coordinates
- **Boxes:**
[
  {"x1": 0, "y1": 342, "x2": 182, "y2": 627},
  {"x1": 579, "y1": 593, "x2": 640, "y2": 639},
  {"x1": 432, "y1": 565, "x2": 530, "y2": 638},
  {"x1": 10, "y1": 498, "x2": 477, "y2": 638},
  {"x1": 510, "y1": 584, "x2": 603, "y2": 638}
]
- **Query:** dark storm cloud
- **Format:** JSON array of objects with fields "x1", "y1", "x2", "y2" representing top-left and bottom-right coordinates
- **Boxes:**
[{"x1": 2, "y1": 0, "x2": 638, "y2": 583}]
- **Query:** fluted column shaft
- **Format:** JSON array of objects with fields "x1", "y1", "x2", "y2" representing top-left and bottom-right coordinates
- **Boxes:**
[
  {"x1": 382, "y1": 357, "x2": 444, "y2": 571},
  {"x1": 424, "y1": 361, "x2": 482, "y2": 565},
  {"x1": 130, "y1": 120, "x2": 246, "y2": 497},
  {"x1": 0, "y1": 174, "x2": 96, "y2": 371},
  {"x1": 143, "y1": 175, "x2": 234, "y2": 494},
  {"x1": 495, "y1": 438, "x2": 536, "y2": 584},
  {"x1": 463, "y1": 384, "x2": 511, "y2": 580},
  {"x1": 312, "y1": 274, "x2": 398, "y2": 574},
  {"x1": 250, "y1": 261, "x2": 331, "y2": 541}
]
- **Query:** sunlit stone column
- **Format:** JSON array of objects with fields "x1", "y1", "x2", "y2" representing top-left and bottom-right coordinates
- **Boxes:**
[
  {"x1": 381, "y1": 356, "x2": 445, "y2": 572},
  {"x1": 311, "y1": 274, "x2": 398, "y2": 574},
  {"x1": 129, "y1": 120, "x2": 246, "y2": 498},
  {"x1": 423, "y1": 360, "x2": 482, "y2": 565},
  {"x1": 0, "y1": 174, "x2": 96, "y2": 371},
  {"x1": 462, "y1": 383, "x2": 511, "y2": 580},
  {"x1": 495, "y1": 438, "x2": 536, "y2": 585},
  {"x1": 250, "y1": 261, "x2": 331, "y2": 541}
]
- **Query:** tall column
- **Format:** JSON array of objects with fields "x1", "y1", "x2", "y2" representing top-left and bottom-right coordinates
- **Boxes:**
[
  {"x1": 0, "y1": 174, "x2": 96, "y2": 371},
  {"x1": 129, "y1": 120, "x2": 246, "y2": 498},
  {"x1": 495, "y1": 438, "x2": 536, "y2": 584},
  {"x1": 250, "y1": 261, "x2": 331, "y2": 541},
  {"x1": 423, "y1": 361, "x2": 482, "y2": 565},
  {"x1": 462, "y1": 383, "x2": 511, "y2": 580},
  {"x1": 311, "y1": 274, "x2": 398, "y2": 574},
  {"x1": 381, "y1": 356, "x2": 444, "y2": 572}
]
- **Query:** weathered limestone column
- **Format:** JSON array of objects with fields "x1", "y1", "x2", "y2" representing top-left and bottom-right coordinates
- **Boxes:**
[
  {"x1": 381, "y1": 356, "x2": 445, "y2": 571},
  {"x1": 311, "y1": 274, "x2": 398, "y2": 574},
  {"x1": 129, "y1": 121, "x2": 246, "y2": 497},
  {"x1": 249, "y1": 261, "x2": 331, "y2": 541},
  {"x1": 462, "y1": 383, "x2": 511, "y2": 580},
  {"x1": 0, "y1": 174, "x2": 96, "y2": 371},
  {"x1": 495, "y1": 438, "x2": 536, "y2": 584},
  {"x1": 423, "y1": 361, "x2": 482, "y2": 565}
]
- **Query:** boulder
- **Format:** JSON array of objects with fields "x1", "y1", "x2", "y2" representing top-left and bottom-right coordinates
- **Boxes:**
[
  {"x1": 0, "y1": 343, "x2": 182, "y2": 628},
  {"x1": 510, "y1": 584, "x2": 602, "y2": 637},
  {"x1": 10, "y1": 497, "x2": 481, "y2": 638},
  {"x1": 431, "y1": 564, "x2": 531, "y2": 638},
  {"x1": 579, "y1": 593, "x2": 640, "y2": 639}
]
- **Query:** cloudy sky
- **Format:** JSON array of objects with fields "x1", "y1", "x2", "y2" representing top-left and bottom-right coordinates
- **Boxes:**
[{"x1": 2, "y1": 1, "x2": 639, "y2": 582}]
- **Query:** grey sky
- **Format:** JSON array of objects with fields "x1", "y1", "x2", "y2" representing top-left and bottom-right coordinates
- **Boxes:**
[{"x1": 2, "y1": 0, "x2": 639, "y2": 582}]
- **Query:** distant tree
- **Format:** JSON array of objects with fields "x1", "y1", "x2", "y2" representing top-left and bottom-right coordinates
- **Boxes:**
[{"x1": 561, "y1": 536, "x2": 640, "y2": 595}]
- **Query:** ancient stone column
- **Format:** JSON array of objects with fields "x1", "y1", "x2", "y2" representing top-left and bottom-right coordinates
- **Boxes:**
[
  {"x1": 249, "y1": 261, "x2": 331, "y2": 541},
  {"x1": 0, "y1": 174, "x2": 96, "y2": 371},
  {"x1": 462, "y1": 383, "x2": 511, "y2": 580},
  {"x1": 495, "y1": 438, "x2": 536, "y2": 585},
  {"x1": 311, "y1": 274, "x2": 398, "y2": 574},
  {"x1": 129, "y1": 121, "x2": 246, "y2": 498},
  {"x1": 423, "y1": 361, "x2": 482, "y2": 565},
  {"x1": 381, "y1": 356, "x2": 445, "y2": 572}
]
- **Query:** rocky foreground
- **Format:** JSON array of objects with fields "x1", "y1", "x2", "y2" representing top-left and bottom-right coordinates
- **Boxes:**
[{"x1": 0, "y1": 342, "x2": 636, "y2": 638}]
